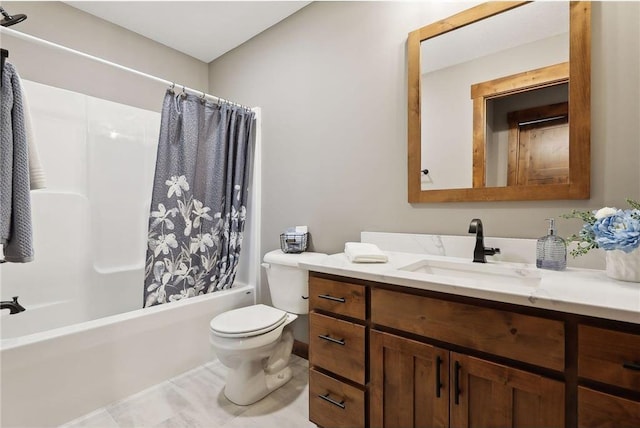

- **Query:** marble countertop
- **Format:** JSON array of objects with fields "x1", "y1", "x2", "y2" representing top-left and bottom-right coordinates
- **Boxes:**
[{"x1": 300, "y1": 251, "x2": 640, "y2": 324}]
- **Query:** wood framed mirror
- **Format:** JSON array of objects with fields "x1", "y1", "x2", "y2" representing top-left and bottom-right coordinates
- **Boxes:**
[{"x1": 407, "y1": 1, "x2": 591, "y2": 203}]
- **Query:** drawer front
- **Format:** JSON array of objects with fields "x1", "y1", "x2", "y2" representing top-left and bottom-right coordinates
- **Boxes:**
[
  {"x1": 309, "y1": 369, "x2": 365, "y2": 428},
  {"x1": 309, "y1": 276, "x2": 366, "y2": 320},
  {"x1": 578, "y1": 387, "x2": 640, "y2": 428},
  {"x1": 309, "y1": 312, "x2": 366, "y2": 384},
  {"x1": 579, "y1": 325, "x2": 640, "y2": 390},
  {"x1": 371, "y1": 288, "x2": 564, "y2": 371}
]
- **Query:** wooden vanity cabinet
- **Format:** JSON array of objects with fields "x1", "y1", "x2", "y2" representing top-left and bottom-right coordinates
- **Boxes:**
[{"x1": 308, "y1": 272, "x2": 640, "y2": 428}]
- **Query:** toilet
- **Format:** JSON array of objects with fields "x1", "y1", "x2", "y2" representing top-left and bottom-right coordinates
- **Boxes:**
[{"x1": 209, "y1": 249, "x2": 326, "y2": 405}]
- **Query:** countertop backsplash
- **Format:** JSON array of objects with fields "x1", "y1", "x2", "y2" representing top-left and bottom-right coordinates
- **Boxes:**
[{"x1": 361, "y1": 231, "x2": 605, "y2": 270}]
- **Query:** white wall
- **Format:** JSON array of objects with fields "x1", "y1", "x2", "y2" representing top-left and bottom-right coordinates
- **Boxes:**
[
  {"x1": 207, "y1": 1, "x2": 640, "y2": 259},
  {"x1": 1, "y1": 1, "x2": 208, "y2": 111}
]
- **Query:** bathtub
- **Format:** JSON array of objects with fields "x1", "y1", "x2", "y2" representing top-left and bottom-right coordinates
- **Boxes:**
[{"x1": 0, "y1": 284, "x2": 255, "y2": 427}]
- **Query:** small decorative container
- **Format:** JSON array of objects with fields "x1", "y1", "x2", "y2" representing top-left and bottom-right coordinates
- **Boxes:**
[
  {"x1": 280, "y1": 233, "x2": 308, "y2": 254},
  {"x1": 605, "y1": 248, "x2": 640, "y2": 282}
]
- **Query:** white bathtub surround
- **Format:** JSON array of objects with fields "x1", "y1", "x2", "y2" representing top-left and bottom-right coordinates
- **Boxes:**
[
  {"x1": 0, "y1": 80, "x2": 160, "y2": 336},
  {"x1": 299, "y1": 233, "x2": 639, "y2": 324},
  {"x1": 60, "y1": 355, "x2": 313, "y2": 428}
]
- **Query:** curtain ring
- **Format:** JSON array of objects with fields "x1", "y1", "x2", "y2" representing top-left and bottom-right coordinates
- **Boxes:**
[
  {"x1": 200, "y1": 91, "x2": 206, "y2": 104},
  {"x1": 169, "y1": 82, "x2": 175, "y2": 93},
  {"x1": 181, "y1": 85, "x2": 187, "y2": 99}
]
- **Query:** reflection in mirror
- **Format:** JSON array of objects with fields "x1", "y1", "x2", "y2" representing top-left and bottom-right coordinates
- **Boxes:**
[
  {"x1": 408, "y1": 1, "x2": 591, "y2": 202},
  {"x1": 486, "y1": 84, "x2": 569, "y2": 188},
  {"x1": 420, "y1": 2, "x2": 568, "y2": 191}
]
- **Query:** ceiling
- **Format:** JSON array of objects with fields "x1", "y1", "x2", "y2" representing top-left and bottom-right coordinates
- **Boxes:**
[{"x1": 64, "y1": 1, "x2": 311, "y2": 63}]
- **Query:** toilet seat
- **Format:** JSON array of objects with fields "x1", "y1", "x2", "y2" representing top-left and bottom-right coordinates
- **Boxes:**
[{"x1": 210, "y1": 304, "x2": 288, "y2": 338}]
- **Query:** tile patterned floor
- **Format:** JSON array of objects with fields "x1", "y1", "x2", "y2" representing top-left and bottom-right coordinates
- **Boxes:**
[{"x1": 60, "y1": 356, "x2": 315, "y2": 428}]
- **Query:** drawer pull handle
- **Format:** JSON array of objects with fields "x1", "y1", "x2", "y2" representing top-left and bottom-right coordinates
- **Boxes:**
[
  {"x1": 454, "y1": 361, "x2": 461, "y2": 405},
  {"x1": 319, "y1": 393, "x2": 346, "y2": 409},
  {"x1": 318, "y1": 294, "x2": 346, "y2": 303},
  {"x1": 623, "y1": 361, "x2": 640, "y2": 371},
  {"x1": 318, "y1": 334, "x2": 345, "y2": 346},
  {"x1": 435, "y1": 356, "x2": 443, "y2": 398}
]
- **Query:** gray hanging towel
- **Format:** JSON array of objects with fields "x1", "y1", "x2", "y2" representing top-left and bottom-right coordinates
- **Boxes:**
[
  {"x1": 143, "y1": 90, "x2": 255, "y2": 307},
  {"x1": 0, "y1": 62, "x2": 34, "y2": 263}
]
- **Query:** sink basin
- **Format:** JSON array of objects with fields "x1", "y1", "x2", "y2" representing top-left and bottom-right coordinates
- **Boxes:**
[{"x1": 398, "y1": 258, "x2": 541, "y2": 286}]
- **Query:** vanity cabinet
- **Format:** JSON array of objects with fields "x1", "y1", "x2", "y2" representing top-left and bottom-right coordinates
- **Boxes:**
[
  {"x1": 307, "y1": 272, "x2": 640, "y2": 428},
  {"x1": 577, "y1": 325, "x2": 640, "y2": 427}
]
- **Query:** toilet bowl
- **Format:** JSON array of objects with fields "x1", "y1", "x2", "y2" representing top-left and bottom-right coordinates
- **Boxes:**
[{"x1": 209, "y1": 250, "x2": 326, "y2": 405}]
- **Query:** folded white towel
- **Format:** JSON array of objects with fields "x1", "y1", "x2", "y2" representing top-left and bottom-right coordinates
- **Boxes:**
[
  {"x1": 344, "y1": 242, "x2": 388, "y2": 263},
  {"x1": 22, "y1": 86, "x2": 46, "y2": 190}
]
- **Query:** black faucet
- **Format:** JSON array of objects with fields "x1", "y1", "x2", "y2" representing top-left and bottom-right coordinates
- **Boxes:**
[
  {"x1": 1, "y1": 296, "x2": 26, "y2": 314},
  {"x1": 468, "y1": 219, "x2": 501, "y2": 263}
]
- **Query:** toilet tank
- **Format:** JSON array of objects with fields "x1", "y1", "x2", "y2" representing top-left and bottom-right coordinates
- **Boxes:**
[{"x1": 262, "y1": 250, "x2": 327, "y2": 315}]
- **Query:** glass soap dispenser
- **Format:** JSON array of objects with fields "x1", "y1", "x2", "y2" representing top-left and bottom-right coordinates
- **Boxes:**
[{"x1": 536, "y1": 218, "x2": 567, "y2": 271}]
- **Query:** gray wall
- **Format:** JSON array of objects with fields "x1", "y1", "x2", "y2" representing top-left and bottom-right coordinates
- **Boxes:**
[
  {"x1": 207, "y1": 1, "x2": 640, "y2": 261},
  {"x1": 1, "y1": 1, "x2": 208, "y2": 111}
]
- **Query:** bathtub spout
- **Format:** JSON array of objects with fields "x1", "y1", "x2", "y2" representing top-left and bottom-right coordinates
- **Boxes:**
[{"x1": 1, "y1": 296, "x2": 26, "y2": 314}]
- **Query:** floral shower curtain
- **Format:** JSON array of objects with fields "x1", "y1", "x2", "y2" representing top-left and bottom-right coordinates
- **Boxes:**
[{"x1": 144, "y1": 90, "x2": 255, "y2": 307}]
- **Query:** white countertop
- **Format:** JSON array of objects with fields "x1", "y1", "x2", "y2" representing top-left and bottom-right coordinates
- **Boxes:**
[{"x1": 300, "y1": 251, "x2": 640, "y2": 324}]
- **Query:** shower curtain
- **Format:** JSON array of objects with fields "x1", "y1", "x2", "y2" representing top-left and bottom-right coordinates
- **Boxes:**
[{"x1": 144, "y1": 90, "x2": 255, "y2": 307}]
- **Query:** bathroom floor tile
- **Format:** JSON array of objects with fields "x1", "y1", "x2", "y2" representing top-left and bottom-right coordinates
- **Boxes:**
[
  {"x1": 106, "y1": 383, "x2": 191, "y2": 427},
  {"x1": 59, "y1": 356, "x2": 313, "y2": 428},
  {"x1": 59, "y1": 409, "x2": 120, "y2": 428}
]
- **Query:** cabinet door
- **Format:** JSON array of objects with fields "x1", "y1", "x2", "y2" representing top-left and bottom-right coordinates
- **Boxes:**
[
  {"x1": 370, "y1": 330, "x2": 449, "y2": 428},
  {"x1": 450, "y1": 353, "x2": 564, "y2": 428}
]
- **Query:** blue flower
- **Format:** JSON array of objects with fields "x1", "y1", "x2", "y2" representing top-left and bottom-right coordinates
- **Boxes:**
[{"x1": 591, "y1": 209, "x2": 640, "y2": 253}]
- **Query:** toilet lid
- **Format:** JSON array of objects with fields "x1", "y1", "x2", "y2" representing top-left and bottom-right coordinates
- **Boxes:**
[{"x1": 210, "y1": 304, "x2": 288, "y2": 338}]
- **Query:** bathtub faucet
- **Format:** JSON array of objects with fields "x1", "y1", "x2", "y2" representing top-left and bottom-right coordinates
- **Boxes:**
[{"x1": 1, "y1": 296, "x2": 26, "y2": 314}]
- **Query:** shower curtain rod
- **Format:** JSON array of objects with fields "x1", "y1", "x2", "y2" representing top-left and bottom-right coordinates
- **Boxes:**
[{"x1": 0, "y1": 26, "x2": 251, "y2": 108}]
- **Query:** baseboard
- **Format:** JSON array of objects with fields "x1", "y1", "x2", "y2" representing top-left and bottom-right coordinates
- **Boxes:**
[{"x1": 292, "y1": 339, "x2": 308, "y2": 360}]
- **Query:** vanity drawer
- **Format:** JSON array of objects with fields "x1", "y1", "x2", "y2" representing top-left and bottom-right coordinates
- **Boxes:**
[
  {"x1": 309, "y1": 276, "x2": 366, "y2": 320},
  {"x1": 578, "y1": 325, "x2": 640, "y2": 390},
  {"x1": 309, "y1": 312, "x2": 366, "y2": 384},
  {"x1": 371, "y1": 288, "x2": 564, "y2": 371},
  {"x1": 578, "y1": 387, "x2": 640, "y2": 427},
  {"x1": 309, "y1": 368, "x2": 365, "y2": 428}
]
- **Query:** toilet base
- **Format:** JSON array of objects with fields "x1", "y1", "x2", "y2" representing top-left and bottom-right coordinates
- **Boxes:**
[{"x1": 223, "y1": 329, "x2": 295, "y2": 405}]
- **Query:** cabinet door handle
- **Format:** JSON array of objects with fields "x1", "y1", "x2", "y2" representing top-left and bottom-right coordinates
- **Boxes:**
[
  {"x1": 319, "y1": 393, "x2": 346, "y2": 409},
  {"x1": 435, "y1": 356, "x2": 443, "y2": 398},
  {"x1": 623, "y1": 361, "x2": 640, "y2": 371},
  {"x1": 454, "y1": 361, "x2": 461, "y2": 405},
  {"x1": 318, "y1": 294, "x2": 346, "y2": 303},
  {"x1": 318, "y1": 334, "x2": 345, "y2": 346}
]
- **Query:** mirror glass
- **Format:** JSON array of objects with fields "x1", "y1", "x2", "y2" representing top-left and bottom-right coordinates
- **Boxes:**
[{"x1": 408, "y1": 1, "x2": 591, "y2": 202}]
